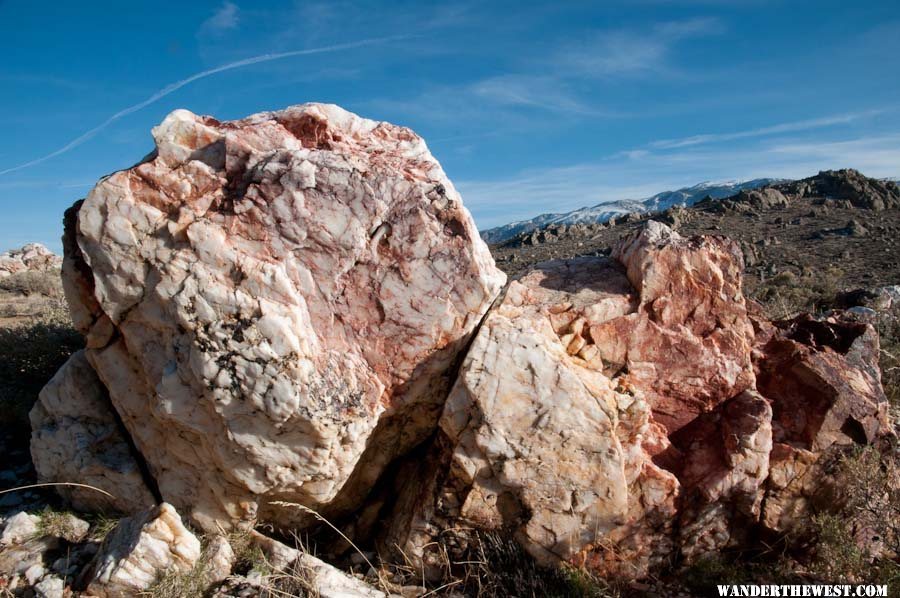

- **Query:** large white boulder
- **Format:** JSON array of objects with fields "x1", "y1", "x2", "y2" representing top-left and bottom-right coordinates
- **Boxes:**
[{"x1": 58, "y1": 103, "x2": 505, "y2": 531}]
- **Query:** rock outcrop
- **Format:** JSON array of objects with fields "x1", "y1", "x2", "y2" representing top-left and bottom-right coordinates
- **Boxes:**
[
  {"x1": 53, "y1": 103, "x2": 505, "y2": 531},
  {"x1": 81, "y1": 503, "x2": 201, "y2": 597},
  {"x1": 752, "y1": 314, "x2": 892, "y2": 533},
  {"x1": 714, "y1": 188, "x2": 789, "y2": 214},
  {"x1": 0, "y1": 243, "x2": 61, "y2": 278},
  {"x1": 384, "y1": 221, "x2": 892, "y2": 580},
  {"x1": 789, "y1": 168, "x2": 900, "y2": 211}
]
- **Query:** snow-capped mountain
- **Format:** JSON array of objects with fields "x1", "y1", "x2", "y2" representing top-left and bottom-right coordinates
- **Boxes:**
[{"x1": 480, "y1": 178, "x2": 783, "y2": 244}]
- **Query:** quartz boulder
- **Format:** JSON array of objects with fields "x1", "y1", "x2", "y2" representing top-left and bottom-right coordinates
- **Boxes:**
[{"x1": 56, "y1": 103, "x2": 505, "y2": 531}]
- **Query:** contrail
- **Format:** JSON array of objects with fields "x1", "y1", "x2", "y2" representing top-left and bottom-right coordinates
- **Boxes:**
[{"x1": 0, "y1": 35, "x2": 409, "y2": 176}]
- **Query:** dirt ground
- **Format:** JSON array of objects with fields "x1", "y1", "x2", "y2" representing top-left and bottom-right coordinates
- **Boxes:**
[{"x1": 491, "y1": 193, "x2": 900, "y2": 304}]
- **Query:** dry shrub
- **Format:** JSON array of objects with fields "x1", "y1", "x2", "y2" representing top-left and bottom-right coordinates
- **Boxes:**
[
  {"x1": 750, "y1": 265, "x2": 846, "y2": 319},
  {"x1": 0, "y1": 270, "x2": 63, "y2": 297},
  {"x1": 808, "y1": 446, "x2": 900, "y2": 585},
  {"x1": 0, "y1": 307, "x2": 82, "y2": 430},
  {"x1": 389, "y1": 531, "x2": 617, "y2": 597},
  {"x1": 874, "y1": 308, "x2": 900, "y2": 413}
]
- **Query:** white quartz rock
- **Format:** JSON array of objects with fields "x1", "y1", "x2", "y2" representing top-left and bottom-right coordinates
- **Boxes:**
[
  {"x1": 0, "y1": 511, "x2": 40, "y2": 546},
  {"x1": 62, "y1": 102, "x2": 505, "y2": 531},
  {"x1": 83, "y1": 503, "x2": 201, "y2": 597},
  {"x1": 30, "y1": 350, "x2": 156, "y2": 514}
]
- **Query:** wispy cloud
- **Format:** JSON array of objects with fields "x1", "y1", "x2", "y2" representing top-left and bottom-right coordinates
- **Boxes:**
[
  {"x1": 461, "y1": 131, "x2": 900, "y2": 229},
  {"x1": 0, "y1": 34, "x2": 411, "y2": 177},
  {"x1": 0, "y1": 179, "x2": 94, "y2": 190},
  {"x1": 469, "y1": 75, "x2": 614, "y2": 116},
  {"x1": 553, "y1": 17, "x2": 723, "y2": 77},
  {"x1": 200, "y1": 2, "x2": 239, "y2": 35},
  {"x1": 649, "y1": 109, "x2": 885, "y2": 149}
]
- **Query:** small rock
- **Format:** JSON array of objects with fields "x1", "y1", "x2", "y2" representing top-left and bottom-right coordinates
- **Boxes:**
[
  {"x1": 0, "y1": 511, "x2": 40, "y2": 546},
  {"x1": 0, "y1": 537, "x2": 61, "y2": 576},
  {"x1": 82, "y1": 503, "x2": 201, "y2": 597},
  {"x1": 45, "y1": 513, "x2": 90, "y2": 543},
  {"x1": 204, "y1": 535, "x2": 235, "y2": 585},
  {"x1": 845, "y1": 219, "x2": 869, "y2": 237},
  {"x1": 250, "y1": 532, "x2": 386, "y2": 597},
  {"x1": 847, "y1": 306, "x2": 878, "y2": 319},
  {"x1": 33, "y1": 575, "x2": 65, "y2": 598},
  {"x1": 25, "y1": 563, "x2": 46, "y2": 585}
]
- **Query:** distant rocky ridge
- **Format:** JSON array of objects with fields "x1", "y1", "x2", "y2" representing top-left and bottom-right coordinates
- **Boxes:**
[
  {"x1": 480, "y1": 178, "x2": 781, "y2": 244},
  {"x1": 492, "y1": 169, "x2": 900, "y2": 256}
]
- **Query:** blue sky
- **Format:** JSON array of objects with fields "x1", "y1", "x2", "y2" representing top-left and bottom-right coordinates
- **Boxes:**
[{"x1": 1, "y1": 0, "x2": 898, "y2": 252}]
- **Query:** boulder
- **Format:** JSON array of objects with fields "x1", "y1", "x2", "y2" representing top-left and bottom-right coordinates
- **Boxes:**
[
  {"x1": 56, "y1": 103, "x2": 505, "y2": 531},
  {"x1": 735, "y1": 188, "x2": 789, "y2": 210},
  {"x1": 81, "y1": 503, "x2": 201, "y2": 597},
  {"x1": 34, "y1": 575, "x2": 65, "y2": 598},
  {"x1": 383, "y1": 255, "x2": 679, "y2": 580},
  {"x1": 0, "y1": 512, "x2": 40, "y2": 546},
  {"x1": 608, "y1": 220, "x2": 756, "y2": 433},
  {"x1": 30, "y1": 350, "x2": 156, "y2": 515},
  {"x1": 384, "y1": 221, "x2": 892, "y2": 580},
  {"x1": 753, "y1": 314, "x2": 892, "y2": 533},
  {"x1": 0, "y1": 243, "x2": 61, "y2": 279}
]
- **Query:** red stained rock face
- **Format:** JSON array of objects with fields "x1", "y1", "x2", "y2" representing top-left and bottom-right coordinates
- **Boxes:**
[
  {"x1": 608, "y1": 221, "x2": 757, "y2": 433},
  {"x1": 384, "y1": 221, "x2": 892, "y2": 580}
]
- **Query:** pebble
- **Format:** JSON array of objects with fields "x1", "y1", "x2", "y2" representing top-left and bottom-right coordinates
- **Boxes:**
[
  {"x1": 34, "y1": 575, "x2": 65, "y2": 598},
  {"x1": 24, "y1": 563, "x2": 45, "y2": 585}
]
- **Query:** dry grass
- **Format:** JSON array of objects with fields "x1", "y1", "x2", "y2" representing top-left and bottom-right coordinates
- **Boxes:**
[
  {"x1": 807, "y1": 446, "x2": 900, "y2": 586},
  {"x1": 386, "y1": 531, "x2": 618, "y2": 597},
  {"x1": 749, "y1": 265, "x2": 846, "y2": 319},
  {"x1": 874, "y1": 308, "x2": 900, "y2": 413},
  {"x1": 0, "y1": 270, "x2": 63, "y2": 298}
]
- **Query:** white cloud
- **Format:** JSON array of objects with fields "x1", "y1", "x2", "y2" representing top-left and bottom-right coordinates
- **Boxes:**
[
  {"x1": 649, "y1": 109, "x2": 885, "y2": 149},
  {"x1": 459, "y1": 132, "x2": 900, "y2": 229},
  {"x1": 201, "y1": 2, "x2": 239, "y2": 35},
  {"x1": 469, "y1": 75, "x2": 612, "y2": 115},
  {"x1": 553, "y1": 17, "x2": 723, "y2": 77}
]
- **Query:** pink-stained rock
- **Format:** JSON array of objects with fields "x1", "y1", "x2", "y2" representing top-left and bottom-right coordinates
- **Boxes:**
[
  {"x1": 58, "y1": 103, "x2": 505, "y2": 531},
  {"x1": 753, "y1": 314, "x2": 892, "y2": 533},
  {"x1": 673, "y1": 390, "x2": 772, "y2": 560},
  {"x1": 609, "y1": 221, "x2": 756, "y2": 433},
  {"x1": 82, "y1": 503, "x2": 201, "y2": 597},
  {"x1": 383, "y1": 256, "x2": 679, "y2": 580},
  {"x1": 0, "y1": 243, "x2": 61, "y2": 278},
  {"x1": 384, "y1": 221, "x2": 893, "y2": 580}
]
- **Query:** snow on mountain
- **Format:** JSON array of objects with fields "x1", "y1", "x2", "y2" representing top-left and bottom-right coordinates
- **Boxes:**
[{"x1": 480, "y1": 178, "x2": 783, "y2": 244}]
